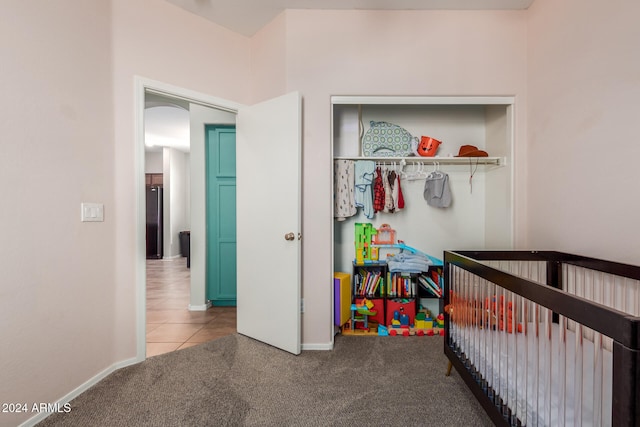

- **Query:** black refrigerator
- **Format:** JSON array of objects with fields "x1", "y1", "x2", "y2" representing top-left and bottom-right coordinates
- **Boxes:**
[{"x1": 146, "y1": 186, "x2": 163, "y2": 259}]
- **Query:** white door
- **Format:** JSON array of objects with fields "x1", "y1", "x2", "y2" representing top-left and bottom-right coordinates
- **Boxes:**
[{"x1": 236, "y1": 92, "x2": 302, "y2": 355}]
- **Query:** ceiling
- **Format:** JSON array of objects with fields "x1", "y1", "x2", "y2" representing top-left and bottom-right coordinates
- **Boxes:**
[
  {"x1": 145, "y1": 93, "x2": 190, "y2": 153},
  {"x1": 165, "y1": 0, "x2": 535, "y2": 37},
  {"x1": 147, "y1": 1, "x2": 536, "y2": 155}
]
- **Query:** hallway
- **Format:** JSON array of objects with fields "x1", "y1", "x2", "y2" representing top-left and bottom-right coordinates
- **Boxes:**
[{"x1": 146, "y1": 258, "x2": 236, "y2": 357}]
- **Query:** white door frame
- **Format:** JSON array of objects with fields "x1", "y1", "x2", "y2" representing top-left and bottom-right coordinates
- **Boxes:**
[{"x1": 134, "y1": 76, "x2": 243, "y2": 360}]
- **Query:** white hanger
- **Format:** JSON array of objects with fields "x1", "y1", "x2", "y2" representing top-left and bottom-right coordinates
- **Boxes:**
[
  {"x1": 406, "y1": 162, "x2": 419, "y2": 181},
  {"x1": 399, "y1": 159, "x2": 408, "y2": 180},
  {"x1": 420, "y1": 162, "x2": 428, "y2": 179},
  {"x1": 429, "y1": 161, "x2": 444, "y2": 179}
]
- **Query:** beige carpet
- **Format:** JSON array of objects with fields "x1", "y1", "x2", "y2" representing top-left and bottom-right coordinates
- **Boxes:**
[{"x1": 38, "y1": 334, "x2": 492, "y2": 426}]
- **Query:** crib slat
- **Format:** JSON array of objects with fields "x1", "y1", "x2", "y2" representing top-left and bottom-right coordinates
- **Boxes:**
[
  {"x1": 519, "y1": 294, "x2": 528, "y2": 426},
  {"x1": 533, "y1": 304, "x2": 541, "y2": 426},
  {"x1": 594, "y1": 331, "x2": 603, "y2": 426},
  {"x1": 559, "y1": 315, "x2": 567, "y2": 425},
  {"x1": 574, "y1": 323, "x2": 583, "y2": 426},
  {"x1": 594, "y1": 272, "x2": 605, "y2": 426},
  {"x1": 544, "y1": 306, "x2": 552, "y2": 426}
]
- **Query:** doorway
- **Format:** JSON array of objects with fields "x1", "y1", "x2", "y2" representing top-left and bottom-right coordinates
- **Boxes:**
[
  {"x1": 136, "y1": 78, "x2": 303, "y2": 360},
  {"x1": 136, "y1": 77, "x2": 243, "y2": 359}
]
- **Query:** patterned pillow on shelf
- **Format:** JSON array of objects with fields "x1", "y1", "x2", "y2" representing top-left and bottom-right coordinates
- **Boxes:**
[{"x1": 362, "y1": 121, "x2": 417, "y2": 157}]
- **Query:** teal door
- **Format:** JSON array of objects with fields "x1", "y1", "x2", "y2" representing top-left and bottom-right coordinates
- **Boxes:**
[{"x1": 206, "y1": 125, "x2": 237, "y2": 306}]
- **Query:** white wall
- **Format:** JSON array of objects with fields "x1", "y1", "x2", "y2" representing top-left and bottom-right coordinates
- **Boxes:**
[
  {"x1": 0, "y1": 0, "x2": 251, "y2": 424},
  {"x1": 145, "y1": 151, "x2": 163, "y2": 173},
  {"x1": 250, "y1": 12, "x2": 287, "y2": 104},
  {"x1": 0, "y1": 2, "x2": 115, "y2": 426},
  {"x1": 185, "y1": 154, "x2": 191, "y2": 230},
  {"x1": 162, "y1": 147, "x2": 189, "y2": 258},
  {"x1": 276, "y1": 10, "x2": 528, "y2": 347},
  {"x1": 527, "y1": 0, "x2": 640, "y2": 264},
  {"x1": 170, "y1": 149, "x2": 189, "y2": 257}
]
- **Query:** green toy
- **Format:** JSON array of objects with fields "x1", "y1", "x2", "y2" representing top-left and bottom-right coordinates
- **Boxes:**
[{"x1": 354, "y1": 223, "x2": 377, "y2": 265}]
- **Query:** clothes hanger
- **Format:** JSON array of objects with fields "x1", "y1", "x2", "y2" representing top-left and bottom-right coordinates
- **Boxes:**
[
  {"x1": 420, "y1": 162, "x2": 429, "y2": 179},
  {"x1": 399, "y1": 159, "x2": 408, "y2": 180},
  {"x1": 407, "y1": 162, "x2": 420, "y2": 181}
]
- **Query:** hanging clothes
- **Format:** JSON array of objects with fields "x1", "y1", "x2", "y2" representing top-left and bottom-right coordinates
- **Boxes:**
[
  {"x1": 354, "y1": 160, "x2": 376, "y2": 219},
  {"x1": 373, "y1": 167, "x2": 385, "y2": 213},
  {"x1": 333, "y1": 160, "x2": 357, "y2": 221},
  {"x1": 395, "y1": 173, "x2": 404, "y2": 210},
  {"x1": 383, "y1": 168, "x2": 395, "y2": 213},
  {"x1": 423, "y1": 170, "x2": 452, "y2": 208}
]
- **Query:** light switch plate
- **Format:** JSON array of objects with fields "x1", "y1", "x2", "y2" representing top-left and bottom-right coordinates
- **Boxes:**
[{"x1": 81, "y1": 203, "x2": 104, "y2": 222}]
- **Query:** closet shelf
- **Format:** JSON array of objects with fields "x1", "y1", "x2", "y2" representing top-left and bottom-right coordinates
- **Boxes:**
[{"x1": 333, "y1": 156, "x2": 504, "y2": 166}]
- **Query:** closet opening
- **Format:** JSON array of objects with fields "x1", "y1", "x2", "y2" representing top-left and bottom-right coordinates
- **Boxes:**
[{"x1": 330, "y1": 96, "x2": 515, "y2": 339}]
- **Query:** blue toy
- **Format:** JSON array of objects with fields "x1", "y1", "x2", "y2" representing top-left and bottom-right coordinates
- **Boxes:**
[{"x1": 371, "y1": 241, "x2": 443, "y2": 266}]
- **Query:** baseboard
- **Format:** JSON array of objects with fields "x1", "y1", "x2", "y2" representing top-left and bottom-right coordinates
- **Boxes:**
[
  {"x1": 188, "y1": 301, "x2": 212, "y2": 311},
  {"x1": 19, "y1": 356, "x2": 140, "y2": 427},
  {"x1": 162, "y1": 254, "x2": 182, "y2": 260},
  {"x1": 301, "y1": 342, "x2": 334, "y2": 351}
]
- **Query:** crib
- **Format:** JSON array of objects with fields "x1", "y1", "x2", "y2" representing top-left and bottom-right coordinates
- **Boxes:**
[{"x1": 443, "y1": 250, "x2": 640, "y2": 427}]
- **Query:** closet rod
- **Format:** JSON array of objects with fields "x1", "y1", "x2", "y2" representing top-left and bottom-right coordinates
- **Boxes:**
[{"x1": 334, "y1": 156, "x2": 504, "y2": 166}]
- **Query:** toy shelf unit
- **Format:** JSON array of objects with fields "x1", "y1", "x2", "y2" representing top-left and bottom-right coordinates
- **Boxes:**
[
  {"x1": 350, "y1": 261, "x2": 387, "y2": 332},
  {"x1": 343, "y1": 255, "x2": 445, "y2": 336}
]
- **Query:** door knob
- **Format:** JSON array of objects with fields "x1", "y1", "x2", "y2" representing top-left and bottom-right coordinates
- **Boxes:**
[{"x1": 284, "y1": 232, "x2": 295, "y2": 241}]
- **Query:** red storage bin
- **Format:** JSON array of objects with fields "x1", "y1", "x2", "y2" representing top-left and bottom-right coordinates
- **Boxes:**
[{"x1": 385, "y1": 299, "x2": 416, "y2": 327}]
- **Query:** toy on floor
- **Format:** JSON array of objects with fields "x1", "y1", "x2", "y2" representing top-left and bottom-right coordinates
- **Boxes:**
[
  {"x1": 388, "y1": 325, "x2": 444, "y2": 337},
  {"x1": 350, "y1": 299, "x2": 378, "y2": 331},
  {"x1": 413, "y1": 311, "x2": 434, "y2": 333},
  {"x1": 436, "y1": 313, "x2": 445, "y2": 328},
  {"x1": 392, "y1": 307, "x2": 410, "y2": 328},
  {"x1": 385, "y1": 307, "x2": 445, "y2": 337}
]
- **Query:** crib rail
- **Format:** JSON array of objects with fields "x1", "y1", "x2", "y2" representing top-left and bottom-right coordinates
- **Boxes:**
[{"x1": 444, "y1": 251, "x2": 640, "y2": 427}]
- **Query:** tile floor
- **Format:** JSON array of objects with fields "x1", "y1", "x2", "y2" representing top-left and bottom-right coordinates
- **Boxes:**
[{"x1": 146, "y1": 257, "x2": 236, "y2": 357}]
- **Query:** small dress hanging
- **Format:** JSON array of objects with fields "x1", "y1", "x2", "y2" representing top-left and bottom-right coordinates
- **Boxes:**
[{"x1": 423, "y1": 167, "x2": 452, "y2": 208}]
